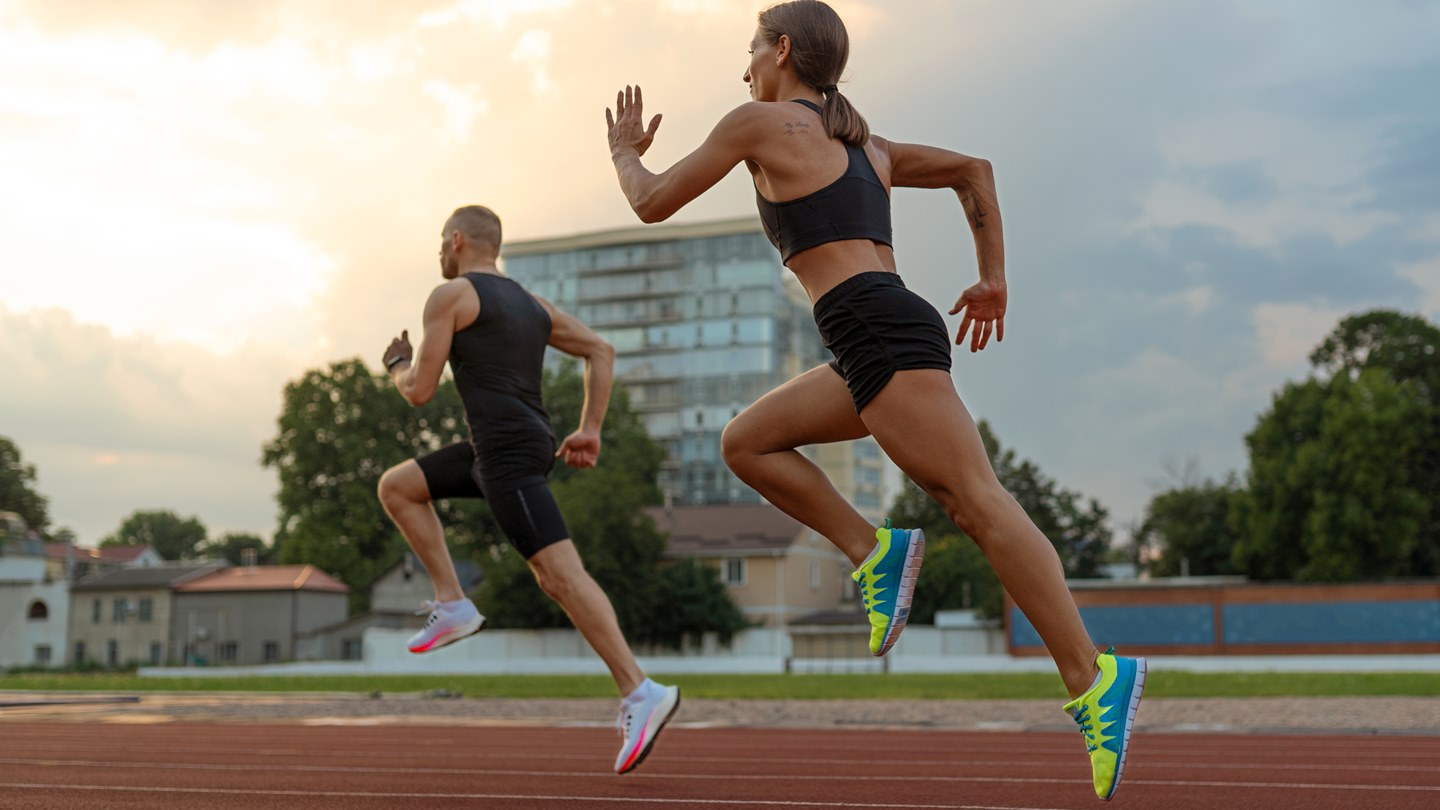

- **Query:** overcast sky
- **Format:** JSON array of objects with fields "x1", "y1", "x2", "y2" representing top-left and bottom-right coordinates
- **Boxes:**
[{"x1": 2, "y1": 0, "x2": 1437, "y2": 545}]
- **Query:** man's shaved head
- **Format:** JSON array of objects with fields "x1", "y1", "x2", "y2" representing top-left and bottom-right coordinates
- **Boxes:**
[{"x1": 444, "y1": 205, "x2": 502, "y2": 255}]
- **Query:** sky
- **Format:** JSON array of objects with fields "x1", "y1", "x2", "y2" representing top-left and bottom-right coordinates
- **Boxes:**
[{"x1": 2, "y1": 0, "x2": 1437, "y2": 546}]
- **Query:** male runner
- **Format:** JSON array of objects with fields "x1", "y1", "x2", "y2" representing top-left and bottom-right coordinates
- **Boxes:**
[{"x1": 377, "y1": 205, "x2": 679, "y2": 774}]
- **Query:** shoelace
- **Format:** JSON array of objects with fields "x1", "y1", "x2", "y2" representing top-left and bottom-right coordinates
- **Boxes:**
[
  {"x1": 857, "y1": 573, "x2": 872, "y2": 609},
  {"x1": 1072, "y1": 706, "x2": 1098, "y2": 752},
  {"x1": 616, "y1": 705, "x2": 634, "y2": 738},
  {"x1": 415, "y1": 600, "x2": 441, "y2": 627}
]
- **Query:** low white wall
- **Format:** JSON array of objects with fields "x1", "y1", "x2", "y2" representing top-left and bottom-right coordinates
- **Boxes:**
[{"x1": 141, "y1": 627, "x2": 794, "y2": 676}]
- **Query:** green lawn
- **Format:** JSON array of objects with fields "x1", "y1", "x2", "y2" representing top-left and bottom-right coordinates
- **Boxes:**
[{"x1": 2, "y1": 671, "x2": 1437, "y2": 699}]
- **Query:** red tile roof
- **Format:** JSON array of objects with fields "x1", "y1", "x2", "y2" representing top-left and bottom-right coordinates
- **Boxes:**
[
  {"x1": 44, "y1": 543, "x2": 153, "y2": 563},
  {"x1": 647, "y1": 503, "x2": 806, "y2": 557},
  {"x1": 174, "y1": 565, "x2": 349, "y2": 594}
]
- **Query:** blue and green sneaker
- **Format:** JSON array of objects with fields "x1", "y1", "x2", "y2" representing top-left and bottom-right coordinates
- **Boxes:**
[
  {"x1": 1063, "y1": 647, "x2": 1147, "y2": 801},
  {"x1": 851, "y1": 519, "x2": 925, "y2": 656}
]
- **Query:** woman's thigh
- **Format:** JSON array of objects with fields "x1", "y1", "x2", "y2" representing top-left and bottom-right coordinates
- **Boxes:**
[
  {"x1": 724, "y1": 364, "x2": 871, "y2": 454},
  {"x1": 857, "y1": 369, "x2": 1000, "y2": 497}
]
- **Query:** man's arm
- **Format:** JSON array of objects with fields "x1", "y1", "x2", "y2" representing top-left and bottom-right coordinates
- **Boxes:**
[
  {"x1": 536, "y1": 297, "x2": 614, "y2": 467},
  {"x1": 388, "y1": 282, "x2": 462, "y2": 406}
]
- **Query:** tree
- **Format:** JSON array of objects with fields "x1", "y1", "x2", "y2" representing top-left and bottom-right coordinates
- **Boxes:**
[
  {"x1": 1310, "y1": 310, "x2": 1440, "y2": 399},
  {"x1": 648, "y1": 558, "x2": 749, "y2": 650},
  {"x1": 889, "y1": 420, "x2": 1112, "y2": 622},
  {"x1": 205, "y1": 532, "x2": 273, "y2": 566},
  {"x1": 263, "y1": 357, "x2": 746, "y2": 646},
  {"x1": 262, "y1": 358, "x2": 480, "y2": 613},
  {"x1": 980, "y1": 423, "x2": 1112, "y2": 579},
  {"x1": 0, "y1": 436, "x2": 49, "y2": 533},
  {"x1": 1135, "y1": 475, "x2": 1241, "y2": 578},
  {"x1": 1309, "y1": 310, "x2": 1440, "y2": 575},
  {"x1": 101, "y1": 510, "x2": 207, "y2": 560},
  {"x1": 1233, "y1": 310, "x2": 1439, "y2": 581}
]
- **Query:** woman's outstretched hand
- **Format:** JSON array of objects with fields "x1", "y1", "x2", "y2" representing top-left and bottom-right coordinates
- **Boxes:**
[
  {"x1": 606, "y1": 85, "x2": 663, "y2": 157},
  {"x1": 950, "y1": 280, "x2": 1007, "y2": 353}
]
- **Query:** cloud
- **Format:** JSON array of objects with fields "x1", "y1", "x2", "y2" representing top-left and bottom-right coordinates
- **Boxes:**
[
  {"x1": 422, "y1": 79, "x2": 491, "y2": 141},
  {"x1": 416, "y1": 0, "x2": 573, "y2": 30},
  {"x1": 0, "y1": 305, "x2": 310, "y2": 541},
  {"x1": 510, "y1": 30, "x2": 554, "y2": 97},
  {"x1": 1252, "y1": 302, "x2": 1349, "y2": 370},
  {"x1": 1398, "y1": 259, "x2": 1440, "y2": 317},
  {"x1": 2, "y1": 0, "x2": 1436, "y2": 546}
]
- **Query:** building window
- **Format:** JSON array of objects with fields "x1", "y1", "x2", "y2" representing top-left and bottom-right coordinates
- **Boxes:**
[
  {"x1": 218, "y1": 642, "x2": 238, "y2": 663},
  {"x1": 92, "y1": 599, "x2": 101, "y2": 624},
  {"x1": 35, "y1": 645, "x2": 52, "y2": 666},
  {"x1": 855, "y1": 491, "x2": 881, "y2": 509},
  {"x1": 341, "y1": 639, "x2": 363, "y2": 661},
  {"x1": 149, "y1": 643, "x2": 164, "y2": 665},
  {"x1": 722, "y1": 557, "x2": 746, "y2": 586},
  {"x1": 73, "y1": 642, "x2": 86, "y2": 664},
  {"x1": 105, "y1": 640, "x2": 118, "y2": 667},
  {"x1": 26, "y1": 600, "x2": 48, "y2": 620},
  {"x1": 263, "y1": 642, "x2": 280, "y2": 663},
  {"x1": 112, "y1": 598, "x2": 127, "y2": 624},
  {"x1": 138, "y1": 598, "x2": 153, "y2": 623},
  {"x1": 810, "y1": 561, "x2": 821, "y2": 591}
]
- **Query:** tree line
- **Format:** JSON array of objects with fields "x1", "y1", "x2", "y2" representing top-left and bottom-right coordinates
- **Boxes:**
[
  {"x1": 5, "y1": 308, "x2": 1435, "y2": 636},
  {"x1": 1135, "y1": 310, "x2": 1439, "y2": 582}
]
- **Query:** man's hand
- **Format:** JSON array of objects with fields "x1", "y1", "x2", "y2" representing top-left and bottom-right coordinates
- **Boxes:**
[
  {"x1": 383, "y1": 330, "x2": 413, "y2": 371},
  {"x1": 557, "y1": 429, "x2": 601, "y2": 469},
  {"x1": 606, "y1": 85, "x2": 662, "y2": 158},
  {"x1": 950, "y1": 281, "x2": 1007, "y2": 353}
]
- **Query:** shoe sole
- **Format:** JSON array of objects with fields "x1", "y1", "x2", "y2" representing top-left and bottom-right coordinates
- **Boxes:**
[
  {"x1": 407, "y1": 616, "x2": 487, "y2": 654},
  {"x1": 874, "y1": 529, "x2": 926, "y2": 657},
  {"x1": 1103, "y1": 657, "x2": 1147, "y2": 801},
  {"x1": 618, "y1": 687, "x2": 682, "y2": 775}
]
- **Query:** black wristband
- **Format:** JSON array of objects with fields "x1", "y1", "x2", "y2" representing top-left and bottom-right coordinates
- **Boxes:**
[{"x1": 385, "y1": 355, "x2": 410, "y2": 371}]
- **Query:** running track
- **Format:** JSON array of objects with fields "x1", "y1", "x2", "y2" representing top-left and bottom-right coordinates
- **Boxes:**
[{"x1": 1, "y1": 722, "x2": 1437, "y2": 809}]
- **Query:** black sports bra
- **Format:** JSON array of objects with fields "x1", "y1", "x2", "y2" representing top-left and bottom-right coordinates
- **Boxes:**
[{"x1": 754, "y1": 99, "x2": 893, "y2": 263}]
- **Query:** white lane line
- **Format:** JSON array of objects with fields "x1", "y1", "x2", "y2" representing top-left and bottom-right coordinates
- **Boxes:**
[
  {"x1": 6, "y1": 749, "x2": 1440, "y2": 774},
  {"x1": 0, "y1": 784, "x2": 1068, "y2": 810},
  {"x1": 3, "y1": 759, "x2": 1438, "y2": 792}
]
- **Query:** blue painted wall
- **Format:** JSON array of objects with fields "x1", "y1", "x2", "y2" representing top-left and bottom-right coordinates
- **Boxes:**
[
  {"x1": 1010, "y1": 604, "x2": 1214, "y2": 648},
  {"x1": 1009, "y1": 599, "x2": 1440, "y2": 648},
  {"x1": 1222, "y1": 601, "x2": 1440, "y2": 645}
]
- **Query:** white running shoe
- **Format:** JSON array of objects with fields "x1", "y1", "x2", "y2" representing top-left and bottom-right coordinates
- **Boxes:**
[
  {"x1": 614, "y1": 680, "x2": 681, "y2": 774},
  {"x1": 407, "y1": 598, "x2": 486, "y2": 654}
]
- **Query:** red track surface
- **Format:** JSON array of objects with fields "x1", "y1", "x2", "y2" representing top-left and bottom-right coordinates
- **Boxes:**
[{"x1": 2, "y1": 722, "x2": 1437, "y2": 809}]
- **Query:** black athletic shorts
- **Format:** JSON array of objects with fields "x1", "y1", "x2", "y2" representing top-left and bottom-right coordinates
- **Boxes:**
[
  {"x1": 813, "y1": 271, "x2": 953, "y2": 412},
  {"x1": 415, "y1": 441, "x2": 569, "y2": 559}
]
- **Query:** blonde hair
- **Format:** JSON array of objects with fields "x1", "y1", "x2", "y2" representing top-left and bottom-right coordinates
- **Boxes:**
[{"x1": 758, "y1": 0, "x2": 869, "y2": 146}]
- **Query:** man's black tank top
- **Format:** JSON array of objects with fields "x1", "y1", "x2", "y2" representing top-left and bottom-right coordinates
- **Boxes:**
[
  {"x1": 449, "y1": 273, "x2": 555, "y2": 474},
  {"x1": 754, "y1": 99, "x2": 893, "y2": 263}
]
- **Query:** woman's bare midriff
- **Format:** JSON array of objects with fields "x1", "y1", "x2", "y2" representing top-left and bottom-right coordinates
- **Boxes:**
[{"x1": 786, "y1": 239, "x2": 899, "y2": 304}]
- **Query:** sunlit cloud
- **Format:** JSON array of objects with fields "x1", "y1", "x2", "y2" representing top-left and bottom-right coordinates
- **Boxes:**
[
  {"x1": 511, "y1": 29, "x2": 555, "y2": 97},
  {"x1": 421, "y1": 79, "x2": 491, "y2": 141},
  {"x1": 416, "y1": 0, "x2": 574, "y2": 30}
]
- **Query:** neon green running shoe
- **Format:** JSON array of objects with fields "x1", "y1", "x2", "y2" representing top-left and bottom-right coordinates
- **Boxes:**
[
  {"x1": 851, "y1": 520, "x2": 925, "y2": 656},
  {"x1": 1063, "y1": 647, "x2": 1147, "y2": 801}
]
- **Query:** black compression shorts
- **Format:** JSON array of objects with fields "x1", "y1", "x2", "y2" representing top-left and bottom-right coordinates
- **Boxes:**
[
  {"x1": 414, "y1": 442, "x2": 569, "y2": 559},
  {"x1": 813, "y1": 271, "x2": 953, "y2": 412}
]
